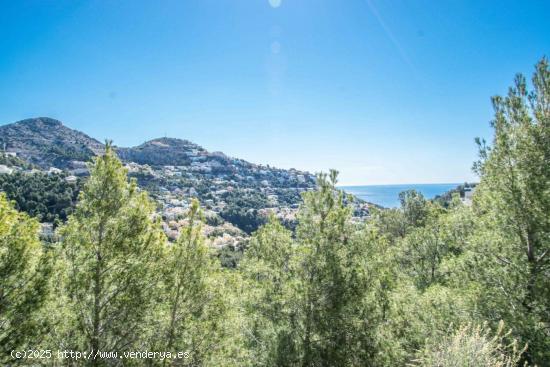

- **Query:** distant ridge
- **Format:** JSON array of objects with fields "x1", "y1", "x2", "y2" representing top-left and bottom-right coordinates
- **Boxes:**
[
  {"x1": 116, "y1": 137, "x2": 207, "y2": 166},
  {"x1": 0, "y1": 117, "x2": 104, "y2": 168},
  {"x1": 0, "y1": 117, "x2": 315, "y2": 182}
]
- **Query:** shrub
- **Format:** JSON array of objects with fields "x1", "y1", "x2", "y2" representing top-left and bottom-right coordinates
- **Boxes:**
[{"x1": 414, "y1": 321, "x2": 527, "y2": 367}]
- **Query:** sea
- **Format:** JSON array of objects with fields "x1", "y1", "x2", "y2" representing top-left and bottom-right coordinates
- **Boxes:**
[{"x1": 339, "y1": 183, "x2": 460, "y2": 208}]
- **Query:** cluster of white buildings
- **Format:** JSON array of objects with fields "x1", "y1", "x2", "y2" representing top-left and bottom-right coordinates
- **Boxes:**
[
  {"x1": 1, "y1": 147, "x2": 317, "y2": 248},
  {"x1": 120, "y1": 159, "x2": 316, "y2": 247}
]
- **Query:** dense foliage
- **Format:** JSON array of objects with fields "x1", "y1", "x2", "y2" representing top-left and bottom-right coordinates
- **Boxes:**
[
  {"x1": 433, "y1": 182, "x2": 477, "y2": 207},
  {"x1": 57, "y1": 142, "x2": 167, "y2": 359},
  {"x1": 219, "y1": 191, "x2": 269, "y2": 233},
  {"x1": 241, "y1": 171, "x2": 393, "y2": 366},
  {"x1": 0, "y1": 58, "x2": 548, "y2": 366},
  {"x1": 0, "y1": 194, "x2": 53, "y2": 364},
  {"x1": 0, "y1": 171, "x2": 80, "y2": 224},
  {"x1": 0, "y1": 154, "x2": 34, "y2": 169},
  {"x1": 414, "y1": 322, "x2": 527, "y2": 367}
]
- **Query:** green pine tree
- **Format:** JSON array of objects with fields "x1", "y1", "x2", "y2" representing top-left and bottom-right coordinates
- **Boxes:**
[
  {"x1": 151, "y1": 199, "x2": 233, "y2": 366},
  {"x1": 240, "y1": 215, "x2": 298, "y2": 366},
  {"x1": 0, "y1": 193, "x2": 53, "y2": 364},
  {"x1": 58, "y1": 143, "x2": 165, "y2": 365},
  {"x1": 469, "y1": 57, "x2": 550, "y2": 365},
  {"x1": 242, "y1": 171, "x2": 390, "y2": 366}
]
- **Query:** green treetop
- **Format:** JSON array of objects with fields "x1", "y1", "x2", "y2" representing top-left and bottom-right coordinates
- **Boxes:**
[
  {"x1": 0, "y1": 193, "x2": 53, "y2": 364},
  {"x1": 58, "y1": 143, "x2": 165, "y2": 365}
]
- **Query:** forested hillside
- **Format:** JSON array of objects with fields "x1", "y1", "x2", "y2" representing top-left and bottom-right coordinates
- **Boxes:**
[
  {"x1": 0, "y1": 172, "x2": 81, "y2": 224},
  {"x1": 0, "y1": 118, "x2": 319, "y2": 238},
  {"x1": 0, "y1": 58, "x2": 548, "y2": 366}
]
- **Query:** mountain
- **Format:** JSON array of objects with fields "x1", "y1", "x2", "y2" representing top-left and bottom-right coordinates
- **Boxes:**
[
  {"x1": 0, "y1": 117, "x2": 368, "y2": 241},
  {"x1": 0, "y1": 117, "x2": 104, "y2": 169},
  {"x1": 116, "y1": 137, "x2": 206, "y2": 166},
  {"x1": 0, "y1": 117, "x2": 316, "y2": 186},
  {"x1": 116, "y1": 137, "x2": 286, "y2": 178}
]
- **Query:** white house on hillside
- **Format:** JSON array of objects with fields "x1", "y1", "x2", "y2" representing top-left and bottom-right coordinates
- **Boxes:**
[{"x1": 0, "y1": 165, "x2": 13, "y2": 174}]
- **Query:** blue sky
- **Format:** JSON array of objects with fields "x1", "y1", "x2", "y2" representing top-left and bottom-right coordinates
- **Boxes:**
[{"x1": 0, "y1": 0, "x2": 548, "y2": 185}]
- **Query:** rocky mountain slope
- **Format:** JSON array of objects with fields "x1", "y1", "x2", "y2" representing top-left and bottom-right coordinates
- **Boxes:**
[
  {"x1": 0, "y1": 117, "x2": 104, "y2": 169},
  {"x1": 0, "y1": 117, "x2": 315, "y2": 187},
  {"x1": 116, "y1": 137, "x2": 206, "y2": 166},
  {"x1": 0, "y1": 117, "x2": 369, "y2": 250}
]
